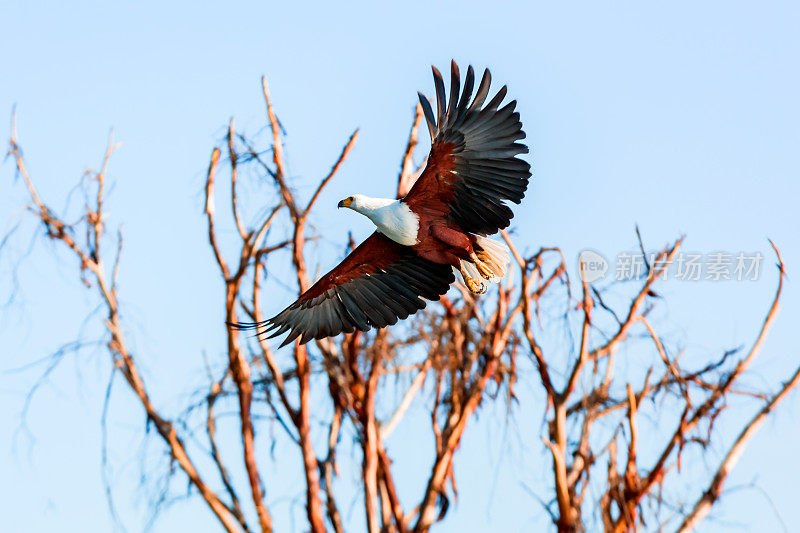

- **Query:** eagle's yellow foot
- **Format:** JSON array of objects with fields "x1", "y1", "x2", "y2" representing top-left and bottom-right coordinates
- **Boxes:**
[
  {"x1": 470, "y1": 253, "x2": 495, "y2": 280},
  {"x1": 476, "y1": 260, "x2": 496, "y2": 280},
  {"x1": 464, "y1": 275, "x2": 488, "y2": 295}
]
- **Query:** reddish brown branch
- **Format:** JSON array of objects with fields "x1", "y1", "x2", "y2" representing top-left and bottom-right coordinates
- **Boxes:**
[
  {"x1": 10, "y1": 124, "x2": 245, "y2": 533},
  {"x1": 10, "y1": 75, "x2": 792, "y2": 533},
  {"x1": 228, "y1": 118, "x2": 248, "y2": 240},
  {"x1": 677, "y1": 363, "x2": 800, "y2": 532},
  {"x1": 397, "y1": 103, "x2": 423, "y2": 198},
  {"x1": 207, "y1": 145, "x2": 274, "y2": 532},
  {"x1": 304, "y1": 129, "x2": 359, "y2": 217}
]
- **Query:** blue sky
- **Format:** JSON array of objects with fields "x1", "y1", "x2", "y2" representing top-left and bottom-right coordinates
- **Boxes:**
[{"x1": 1, "y1": 1, "x2": 799, "y2": 531}]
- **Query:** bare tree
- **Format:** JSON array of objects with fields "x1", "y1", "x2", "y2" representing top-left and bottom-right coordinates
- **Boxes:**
[{"x1": 6, "y1": 75, "x2": 796, "y2": 533}]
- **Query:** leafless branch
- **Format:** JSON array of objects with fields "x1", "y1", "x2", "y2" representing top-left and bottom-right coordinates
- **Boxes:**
[{"x1": 8, "y1": 76, "x2": 792, "y2": 533}]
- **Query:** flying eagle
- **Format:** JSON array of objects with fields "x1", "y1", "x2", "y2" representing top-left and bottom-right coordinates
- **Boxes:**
[{"x1": 244, "y1": 61, "x2": 530, "y2": 346}]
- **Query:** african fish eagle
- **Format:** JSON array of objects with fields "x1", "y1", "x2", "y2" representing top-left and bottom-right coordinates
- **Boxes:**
[{"x1": 242, "y1": 61, "x2": 530, "y2": 346}]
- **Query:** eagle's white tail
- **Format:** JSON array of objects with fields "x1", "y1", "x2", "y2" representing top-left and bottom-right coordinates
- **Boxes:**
[{"x1": 473, "y1": 235, "x2": 510, "y2": 279}]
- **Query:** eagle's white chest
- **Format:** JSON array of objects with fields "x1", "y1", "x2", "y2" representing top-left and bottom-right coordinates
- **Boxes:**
[{"x1": 365, "y1": 201, "x2": 420, "y2": 246}]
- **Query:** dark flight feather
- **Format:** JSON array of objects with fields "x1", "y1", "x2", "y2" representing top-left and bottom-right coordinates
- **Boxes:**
[
  {"x1": 404, "y1": 62, "x2": 531, "y2": 235},
  {"x1": 231, "y1": 232, "x2": 453, "y2": 346}
]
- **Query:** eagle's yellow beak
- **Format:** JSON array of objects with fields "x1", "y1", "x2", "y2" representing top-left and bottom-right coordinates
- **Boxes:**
[{"x1": 338, "y1": 197, "x2": 353, "y2": 208}]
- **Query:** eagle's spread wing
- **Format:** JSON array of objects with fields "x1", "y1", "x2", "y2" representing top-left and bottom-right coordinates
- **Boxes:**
[
  {"x1": 404, "y1": 61, "x2": 531, "y2": 235},
  {"x1": 237, "y1": 232, "x2": 453, "y2": 346}
]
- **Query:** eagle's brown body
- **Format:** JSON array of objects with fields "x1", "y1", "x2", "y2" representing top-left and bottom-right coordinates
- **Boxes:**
[{"x1": 407, "y1": 141, "x2": 475, "y2": 266}]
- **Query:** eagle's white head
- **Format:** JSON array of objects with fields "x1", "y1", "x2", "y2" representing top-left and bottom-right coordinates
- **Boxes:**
[
  {"x1": 337, "y1": 194, "x2": 390, "y2": 212},
  {"x1": 337, "y1": 194, "x2": 419, "y2": 246}
]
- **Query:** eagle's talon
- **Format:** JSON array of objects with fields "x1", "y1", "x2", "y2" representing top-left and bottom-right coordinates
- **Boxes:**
[{"x1": 465, "y1": 276, "x2": 488, "y2": 295}]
